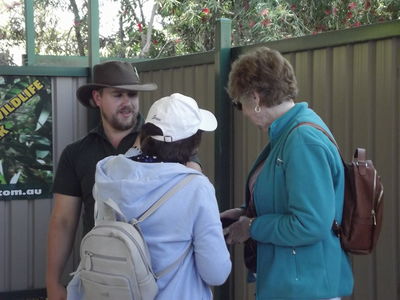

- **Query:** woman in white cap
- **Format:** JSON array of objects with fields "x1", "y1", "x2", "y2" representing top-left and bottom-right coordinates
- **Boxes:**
[{"x1": 70, "y1": 93, "x2": 231, "y2": 300}]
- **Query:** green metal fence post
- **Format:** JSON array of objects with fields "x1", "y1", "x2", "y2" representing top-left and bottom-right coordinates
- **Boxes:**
[
  {"x1": 87, "y1": 0, "x2": 100, "y2": 130},
  {"x1": 88, "y1": 0, "x2": 100, "y2": 69},
  {"x1": 214, "y1": 18, "x2": 233, "y2": 300},
  {"x1": 24, "y1": 0, "x2": 35, "y2": 65}
]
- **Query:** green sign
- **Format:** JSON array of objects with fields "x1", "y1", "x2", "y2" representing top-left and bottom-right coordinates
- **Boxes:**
[{"x1": 0, "y1": 75, "x2": 52, "y2": 200}]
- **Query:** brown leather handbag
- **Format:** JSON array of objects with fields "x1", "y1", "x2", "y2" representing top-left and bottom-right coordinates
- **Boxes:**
[{"x1": 295, "y1": 122, "x2": 384, "y2": 255}]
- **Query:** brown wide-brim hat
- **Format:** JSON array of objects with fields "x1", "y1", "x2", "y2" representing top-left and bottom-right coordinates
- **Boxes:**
[{"x1": 76, "y1": 60, "x2": 158, "y2": 108}]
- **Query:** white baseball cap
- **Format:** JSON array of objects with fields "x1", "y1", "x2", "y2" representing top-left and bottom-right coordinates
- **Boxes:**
[{"x1": 145, "y1": 93, "x2": 218, "y2": 142}]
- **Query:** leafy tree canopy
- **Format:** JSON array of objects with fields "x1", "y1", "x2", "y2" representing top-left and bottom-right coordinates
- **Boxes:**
[{"x1": 0, "y1": 0, "x2": 399, "y2": 64}]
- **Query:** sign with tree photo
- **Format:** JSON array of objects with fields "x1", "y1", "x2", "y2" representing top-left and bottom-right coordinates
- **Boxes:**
[{"x1": 0, "y1": 75, "x2": 52, "y2": 200}]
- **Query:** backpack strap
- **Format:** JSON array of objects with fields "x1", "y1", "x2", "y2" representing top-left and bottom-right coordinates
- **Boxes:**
[
  {"x1": 155, "y1": 243, "x2": 192, "y2": 278},
  {"x1": 293, "y1": 122, "x2": 339, "y2": 149},
  {"x1": 136, "y1": 174, "x2": 197, "y2": 223},
  {"x1": 136, "y1": 174, "x2": 197, "y2": 278},
  {"x1": 290, "y1": 122, "x2": 344, "y2": 237},
  {"x1": 94, "y1": 174, "x2": 197, "y2": 224},
  {"x1": 354, "y1": 148, "x2": 367, "y2": 175},
  {"x1": 93, "y1": 185, "x2": 128, "y2": 223}
]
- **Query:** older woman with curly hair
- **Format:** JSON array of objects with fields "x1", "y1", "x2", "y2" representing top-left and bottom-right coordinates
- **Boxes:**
[{"x1": 221, "y1": 47, "x2": 354, "y2": 300}]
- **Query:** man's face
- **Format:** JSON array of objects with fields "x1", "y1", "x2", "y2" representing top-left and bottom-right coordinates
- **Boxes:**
[{"x1": 93, "y1": 88, "x2": 139, "y2": 131}]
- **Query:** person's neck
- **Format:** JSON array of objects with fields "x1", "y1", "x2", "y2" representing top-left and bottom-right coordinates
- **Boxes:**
[
  {"x1": 102, "y1": 122, "x2": 132, "y2": 149},
  {"x1": 270, "y1": 100, "x2": 295, "y2": 120},
  {"x1": 261, "y1": 100, "x2": 295, "y2": 131}
]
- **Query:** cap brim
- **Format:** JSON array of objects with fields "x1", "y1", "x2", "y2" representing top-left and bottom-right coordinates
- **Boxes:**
[
  {"x1": 199, "y1": 109, "x2": 218, "y2": 131},
  {"x1": 76, "y1": 83, "x2": 158, "y2": 108}
]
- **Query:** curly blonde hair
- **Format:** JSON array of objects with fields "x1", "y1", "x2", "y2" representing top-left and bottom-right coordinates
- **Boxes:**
[{"x1": 227, "y1": 47, "x2": 298, "y2": 108}]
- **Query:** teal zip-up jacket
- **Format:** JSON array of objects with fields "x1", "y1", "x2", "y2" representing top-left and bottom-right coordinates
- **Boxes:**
[{"x1": 248, "y1": 102, "x2": 354, "y2": 299}]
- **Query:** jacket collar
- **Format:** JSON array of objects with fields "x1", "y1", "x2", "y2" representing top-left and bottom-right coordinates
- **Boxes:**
[{"x1": 268, "y1": 102, "x2": 308, "y2": 143}]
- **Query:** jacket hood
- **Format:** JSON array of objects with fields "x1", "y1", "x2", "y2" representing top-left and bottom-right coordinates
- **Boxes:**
[{"x1": 94, "y1": 154, "x2": 201, "y2": 220}]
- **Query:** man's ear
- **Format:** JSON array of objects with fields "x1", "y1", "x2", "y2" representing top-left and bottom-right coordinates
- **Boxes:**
[{"x1": 91, "y1": 90, "x2": 101, "y2": 107}]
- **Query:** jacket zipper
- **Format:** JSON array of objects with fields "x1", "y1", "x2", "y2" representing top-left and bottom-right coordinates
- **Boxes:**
[
  {"x1": 85, "y1": 251, "x2": 127, "y2": 271},
  {"x1": 372, "y1": 170, "x2": 384, "y2": 226},
  {"x1": 292, "y1": 248, "x2": 299, "y2": 281}
]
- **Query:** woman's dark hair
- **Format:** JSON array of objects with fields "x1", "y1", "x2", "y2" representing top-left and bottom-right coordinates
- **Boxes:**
[{"x1": 139, "y1": 123, "x2": 202, "y2": 164}]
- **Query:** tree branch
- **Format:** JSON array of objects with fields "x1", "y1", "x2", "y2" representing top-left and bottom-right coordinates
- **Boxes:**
[
  {"x1": 69, "y1": 0, "x2": 85, "y2": 56},
  {"x1": 140, "y1": 1, "x2": 158, "y2": 57}
]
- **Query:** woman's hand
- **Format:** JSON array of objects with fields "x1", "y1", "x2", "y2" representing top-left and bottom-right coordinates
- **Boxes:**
[
  {"x1": 225, "y1": 216, "x2": 252, "y2": 245},
  {"x1": 220, "y1": 207, "x2": 245, "y2": 220}
]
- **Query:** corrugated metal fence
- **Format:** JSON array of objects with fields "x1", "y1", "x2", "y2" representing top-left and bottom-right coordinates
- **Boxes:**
[{"x1": 0, "y1": 21, "x2": 399, "y2": 300}]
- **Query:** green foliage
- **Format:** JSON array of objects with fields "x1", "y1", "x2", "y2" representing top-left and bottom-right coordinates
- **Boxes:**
[
  {"x1": 157, "y1": 0, "x2": 225, "y2": 54},
  {"x1": 153, "y1": 0, "x2": 400, "y2": 54},
  {"x1": 0, "y1": 0, "x2": 399, "y2": 62},
  {"x1": 0, "y1": 76, "x2": 53, "y2": 185},
  {"x1": 34, "y1": 0, "x2": 89, "y2": 55},
  {"x1": 0, "y1": 1, "x2": 25, "y2": 63}
]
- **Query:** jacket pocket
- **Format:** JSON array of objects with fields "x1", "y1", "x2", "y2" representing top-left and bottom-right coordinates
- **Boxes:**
[{"x1": 293, "y1": 243, "x2": 330, "y2": 291}]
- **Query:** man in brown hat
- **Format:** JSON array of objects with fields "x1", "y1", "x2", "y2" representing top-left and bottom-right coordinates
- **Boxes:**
[{"x1": 46, "y1": 61, "x2": 160, "y2": 300}]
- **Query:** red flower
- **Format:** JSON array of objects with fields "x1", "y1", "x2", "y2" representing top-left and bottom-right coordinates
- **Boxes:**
[
  {"x1": 290, "y1": 4, "x2": 297, "y2": 11},
  {"x1": 260, "y1": 9, "x2": 269, "y2": 16},
  {"x1": 348, "y1": 2, "x2": 357, "y2": 10},
  {"x1": 346, "y1": 12, "x2": 353, "y2": 19},
  {"x1": 353, "y1": 22, "x2": 361, "y2": 27},
  {"x1": 138, "y1": 23, "x2": 143, "y2": 32},
  {"x1": 152, "y1": 40, "x2": 158, "y2": 45},
  {"x1": 202, "y1": 8, "x2": 210, "y2": 14},
  {"x1": 364, "y1": 1, "x2": 371, "y2": 9},
  {"x1": 261, "y1": 19, "x2": 271, "y2": 27},
  {"x1": 324, "y1": 9, "x2": 331, "y2": 15}
]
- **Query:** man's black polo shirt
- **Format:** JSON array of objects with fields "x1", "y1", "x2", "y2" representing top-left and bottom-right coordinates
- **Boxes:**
[{"x1": 52, "y1": 114, "x2": 143, "y2": 236}]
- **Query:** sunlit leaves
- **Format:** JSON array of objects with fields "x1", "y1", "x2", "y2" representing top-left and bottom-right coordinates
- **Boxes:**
[{"x1": 0, "y1": 76, "x2": 52, "y2": 185}]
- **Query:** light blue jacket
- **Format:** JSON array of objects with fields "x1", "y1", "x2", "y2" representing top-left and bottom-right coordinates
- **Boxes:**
[
  {"x1": 248, "y1": 102, "x2": 354, "y2": 299},
  {"x1": 68, "y1": 155, "x2": 231, "y2": 300}
]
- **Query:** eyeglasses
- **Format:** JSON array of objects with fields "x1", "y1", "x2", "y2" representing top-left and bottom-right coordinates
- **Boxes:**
[{"x1": 232, "y1": 100, "x2": 242, "y2": 111}]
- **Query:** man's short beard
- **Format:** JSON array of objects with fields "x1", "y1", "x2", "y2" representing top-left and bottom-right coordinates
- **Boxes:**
[
  {"x1": 102, "y1": 110, "x2": 138, "y2": 131},
  {"x1": 112, "y1": 113, "x2": 138, "y2": 131}
]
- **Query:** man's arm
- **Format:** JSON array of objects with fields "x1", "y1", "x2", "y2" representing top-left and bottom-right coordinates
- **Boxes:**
[{"x1": 46, "y1": 193, "x2": 81, "y2": 300}]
